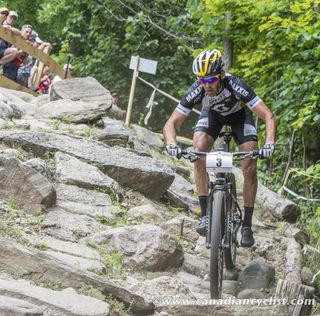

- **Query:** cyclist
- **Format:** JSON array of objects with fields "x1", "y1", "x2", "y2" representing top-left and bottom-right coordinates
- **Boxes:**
[{"x1": 163, "y1": 49, "x2": 276, "y2": 247}]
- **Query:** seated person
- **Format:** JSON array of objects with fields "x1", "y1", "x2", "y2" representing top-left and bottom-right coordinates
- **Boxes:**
[
  {"x1": 2, "y1": 10, "x2": 18, "y2": 26},
  {"x1": 38, "y1": 66, "x2": 51, "y2": 94},
  {"x1": 17, "y1": 33, "x2": 37, "y2": 87},
  {"x1": 0, "y1": 7, "x2": 9, "y2": 25},
  {"x1": 1, "y1": 25, "x2": 32, "y2": 81}
]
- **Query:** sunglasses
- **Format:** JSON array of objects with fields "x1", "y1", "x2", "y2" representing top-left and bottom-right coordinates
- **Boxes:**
[{"x1": 198, "y1": 75, "x2": 220, "y2": 84}]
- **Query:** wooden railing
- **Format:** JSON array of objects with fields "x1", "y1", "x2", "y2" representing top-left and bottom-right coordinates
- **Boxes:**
[{"x1": 0, "y1": 26, "x2": 71, "y2": 96}]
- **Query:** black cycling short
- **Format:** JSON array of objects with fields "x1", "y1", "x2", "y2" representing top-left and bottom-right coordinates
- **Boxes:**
[
  {"x1": 194, "y1": 107, "x2": 258, "y2": 145},
  {"x1": 0, "y1": 47, "x2": 6, "y2": 59}
]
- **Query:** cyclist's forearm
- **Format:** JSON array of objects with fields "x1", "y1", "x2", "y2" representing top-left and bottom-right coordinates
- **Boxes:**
[
  {"x1": 265, "y1": 113, "x2": 277, "y2": 143},
  {"x1": 163, "y1": 111, "x2": 186, "y2": 145},
  {"x1": 163, "y1": 121, "x2": 178, "y2": 145}
]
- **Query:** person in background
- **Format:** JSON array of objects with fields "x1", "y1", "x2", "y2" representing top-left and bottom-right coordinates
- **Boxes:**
[
  {"x1": 38, "y1": 66, "x2": 51, "y2": 94},
  {"x1": 0, "y1": 7, "x2": 9, "y2": 25},
  {"x1": 111, "y1": 92, "x2": 119, "y2": 106},
  {"x1": 3, "y1": 11, "x2": 18, "y2": 26},
  {"x1": 108, "y1": 91, "x2": 126, "y2": 120},
  {"x1": 1, "y1": 24, "x2": 32, "y2": 81}
]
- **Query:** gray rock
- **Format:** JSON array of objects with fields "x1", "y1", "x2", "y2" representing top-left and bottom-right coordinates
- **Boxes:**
[
  {"x1": 0, "y1": 239, "x2": 154, "y2": 313},
  {"x1": 130, "y1": 276, "x2": 193, "y2": 303},
  {"x1": 56, "y1": 183, "x2": 113, "y2": 205},
  {"x1": 27, "y1": 235, "x2": 100, "y2": 260},
  {"x1": 24, "y1": 158, "x2": 53, "y2": 182},
  {"x1": 55, "y1": 152, "x2": 119, "y2": 193},
  {"x1": 131, "y1": 124, "x2": 164, "y2": 149},
  {"x1": 96, "y1": 119, "x2": 130, "y2": 147},
  {"x1": 161, "y1": 215, "x2": 199, "y2": 246},
  {"x1": 42, "y1": 208, "x2": 106, "y2": 241},
  {"x1": 13, "y1": 119, "x2": 31, "y2": 130},
  {"x1": 0, "y1": 154, "x2": 56, "y2": 213},
  {"x1": 166, "y1": 173, "x2": 197, "y2": 211},
  {"x1": 301, "y1": 267, "x2": 313, "y2": 286},
  {"x1": 0, "y1": 279, "x2": 110, "y2": 315},
  {"x1": 35, "y1": 99, "x2": 110, "y2": 124},
  {"x1": 222, "y1": 280, "x2": 239, "y2": 296},
  {"x1": 170, "y1": 173, "x2": 194, "y2": 194},
  {"x1": 237, "y1": 288, "x2": 266, "y2": 299},
  {"x1": 238, "y1": 258, "x2": 275, "y2": 289},
  {"x1": 87, "y1": 224, "x2": 184, "y2": 271},
  {"x1": 50, "y1": 76, "x2": 111, "y2": 104},
  {"x1": 44, "y1": 250, "x2": 105, "y2": 274},
  {"x1": 127, "y1": 203, "x2": 164, "y2": 223},
  {"x1": 1, "y1": 131, "x2": 174, "y2": 200},
  {"x1": 0, "y1": 100, "x2": 14, "y2": 119},
  {"x1": 0, "y1": 118, "x2": 8, "y2": 129},
  {"x1": 182, "y1": 253, "x2": 209, "y2": 278},
  {"x1": 0, "y1": 295, "x2": 43, "y2": 315}
]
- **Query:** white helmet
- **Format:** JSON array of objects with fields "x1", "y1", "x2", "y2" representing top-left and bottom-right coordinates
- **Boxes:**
[{"x1": 192, "y1": 49, "x2": 224, "y2": 77}]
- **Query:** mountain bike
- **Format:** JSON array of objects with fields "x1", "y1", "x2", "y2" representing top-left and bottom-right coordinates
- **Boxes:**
[{"x1": 181, "y1": 130, "x2": 260, "y2": 299}]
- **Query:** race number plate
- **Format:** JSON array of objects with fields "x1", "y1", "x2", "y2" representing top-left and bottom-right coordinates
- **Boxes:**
[{"x1": 206, "y1": 151, "x2": 233, "y2": 173}]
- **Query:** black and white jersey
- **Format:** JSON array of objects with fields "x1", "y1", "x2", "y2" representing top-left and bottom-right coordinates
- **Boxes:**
[{"x1": 175, "y1": 73, "x2": 262, "y2": 117}]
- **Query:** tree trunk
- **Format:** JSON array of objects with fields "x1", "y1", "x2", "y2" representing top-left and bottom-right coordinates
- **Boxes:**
[
  {"x1": 222, "y1": 12, "x2": 233, "y2": 72},
  {"x1": 233, "y1": 167, "x2": 301, "y2": 222}
]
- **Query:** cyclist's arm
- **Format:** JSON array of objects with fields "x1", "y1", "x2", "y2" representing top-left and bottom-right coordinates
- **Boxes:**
[
  {"x1": 252, "y1": 100, "x2": 277, "y2": 144},
  {"x1": 163, "y1": 110, "x2": 187, "y2": 145}
]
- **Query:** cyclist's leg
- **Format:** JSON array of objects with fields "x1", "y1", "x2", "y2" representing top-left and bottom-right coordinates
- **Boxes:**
[
  {"x1": 193, "y1": 108, "x2": 223, "y2": 235},
  {"x1": 231, "y1": 110, "x2": 258, "y2": 246}
]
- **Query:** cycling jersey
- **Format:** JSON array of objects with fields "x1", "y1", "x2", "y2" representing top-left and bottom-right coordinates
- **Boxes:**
[
  {"x1": 175, "y1": 73, "x2": 260, "y2": 144},
  {"x1": 175, "y1": 73, "x2": 261, "y2": 117}
]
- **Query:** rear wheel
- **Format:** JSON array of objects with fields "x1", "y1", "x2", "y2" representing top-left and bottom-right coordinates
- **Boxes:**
[
  {"x1": 224, "y1": 173, "x2": 237, "y2": 270},
  {"x1": 210, "y1": 190, "x2": 225, "y2": 299}
]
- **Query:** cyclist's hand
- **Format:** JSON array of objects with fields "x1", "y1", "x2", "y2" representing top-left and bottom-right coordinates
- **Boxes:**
[
  {"x1": 260, "y1": 143, "x2": 275, "y2": 158},
  {"x1": 166, "y1": 143, "x2": 182, "y2": 159}
]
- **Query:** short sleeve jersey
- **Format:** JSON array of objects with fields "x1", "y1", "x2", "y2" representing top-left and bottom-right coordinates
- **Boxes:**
[{"x1": 175, "y1": 73, "x2": 262, "y2": 117}]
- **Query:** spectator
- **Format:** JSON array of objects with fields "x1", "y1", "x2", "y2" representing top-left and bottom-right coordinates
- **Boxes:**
[
  {"x1": 3, "y1": 10, "x2": 18, "y2": 26},
  {"x1": 0, "y1": 7, "x2": 9, "y2": 25},
  {"x1": 1, "y1": 25, "x2": 32, "y2": 81},
  {"x1": 38, "y1": 66, "x2": 51, "y2": 94},
  {"x1": 17, "y1": 33, "x2": 37, "y2": 87},
  {"x1": 109, "y1": 91, "x2": 126, "y2": 120},
  {"x1": 111, "y1": 92, "x2": 119, "y2": 105}
]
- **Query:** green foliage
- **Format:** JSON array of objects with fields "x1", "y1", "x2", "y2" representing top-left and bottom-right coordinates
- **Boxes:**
[
  {"x1": 103, "y1": 250, "x2": 124, "y2": 279},
  {"x1": 106, "y1": 294, "x2": 128, "y2": 316}
]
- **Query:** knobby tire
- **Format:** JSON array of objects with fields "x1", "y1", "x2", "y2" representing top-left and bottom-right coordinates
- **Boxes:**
[
  {"x1": 224, "y1": 173, "x2": 237, "y2": 270},
  {"x1": 210, "y1": 190, "x2": 225, "y2": 299}
]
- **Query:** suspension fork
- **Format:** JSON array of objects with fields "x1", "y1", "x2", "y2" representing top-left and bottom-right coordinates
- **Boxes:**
[{"x1": 206, "y1": 180, "x2": 225, "y2": 249}]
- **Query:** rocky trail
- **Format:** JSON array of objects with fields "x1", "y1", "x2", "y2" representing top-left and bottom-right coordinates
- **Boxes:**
[{"x1": 0, "y1": 78, "x2": 318, "y2": 316}]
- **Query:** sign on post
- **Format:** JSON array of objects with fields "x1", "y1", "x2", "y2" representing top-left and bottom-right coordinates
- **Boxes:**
[
  {"x1": 129, "y1": 56, "x2": 158, "y2": 75},
  {"x1": 125, "y1": 56, "x2": 158, "y2": 126}
]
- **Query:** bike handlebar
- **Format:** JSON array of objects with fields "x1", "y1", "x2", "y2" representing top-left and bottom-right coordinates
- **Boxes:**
[{"x1": 180, "y1": 149, "x2": 262, "y2": 162}]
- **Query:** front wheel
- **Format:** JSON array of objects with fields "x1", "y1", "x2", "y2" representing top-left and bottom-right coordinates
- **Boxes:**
[{"x1": 210, "y1": 190, "x2": 225, "y2": 299}]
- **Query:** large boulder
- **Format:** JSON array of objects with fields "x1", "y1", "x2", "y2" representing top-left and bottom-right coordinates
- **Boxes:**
[
  {"x1": 238, "y1": 258, "x2": 275, "y2": 289},
  {"x1": 96, "y1": 118, "x2": 131, "y2": 147},
  {"x1": 0, "y1": 239, "x2": 154, "y2": 313},
  {"x1": 0, "y1": 131, "x2": 174, "y2": 200},
  {"x1": 34, "y1": 99, "x2": 111, "y2": 124},
  {"x1": 0, "y1": 153, "x2": 56, "y2": 213},
  {"x1": 55, "y1": 152, "x2": 119, "y2": 193},
  {"x1": 50, "y1": 76, "x2": 111, "y2": 104},
  {"x1": 87, "y1": 224, "x2": 184, "y2": 271},
  {"x1": 131, "y1": 124, "x2": 164, "y2": 150}
]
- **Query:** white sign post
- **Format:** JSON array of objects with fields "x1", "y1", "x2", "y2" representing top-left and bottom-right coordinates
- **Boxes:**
[{"x1": 125, "y1": 56, "x2": 158, "y2": 126}]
